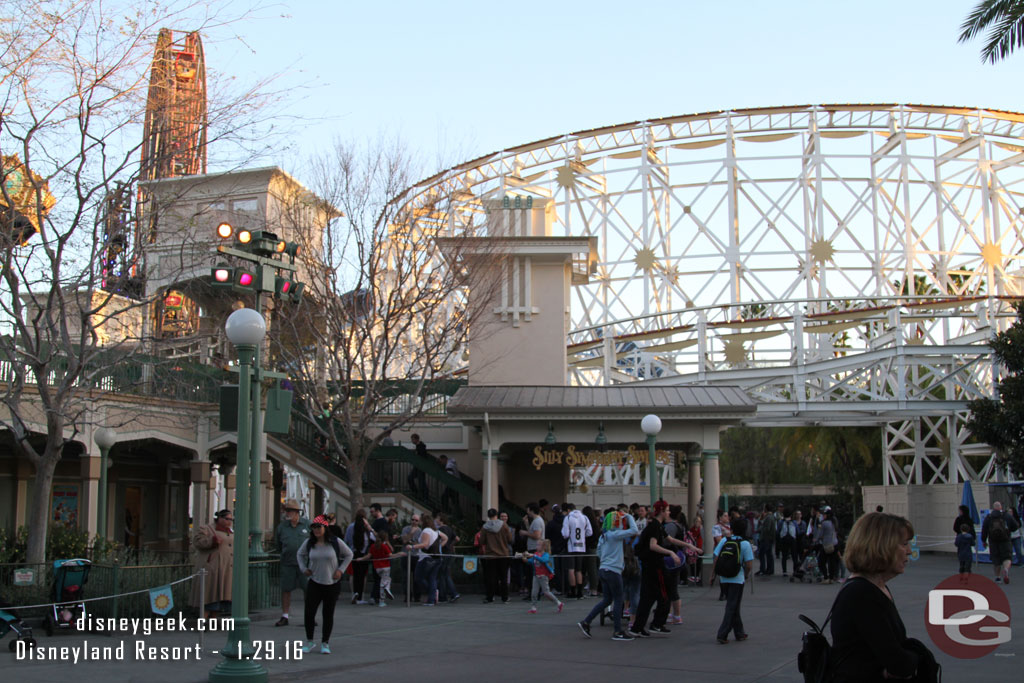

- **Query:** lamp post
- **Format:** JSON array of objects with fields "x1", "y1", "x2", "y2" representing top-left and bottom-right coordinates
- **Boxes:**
[
  {"x1": 93, "y1": 427, "x2": 117, "y2": 542},
  {"x1": 210, "y1": 308, "x2": 267, "y2": 683},
  {"x1": 641, "y1": 414, "x2": 662, "y2": 507}
]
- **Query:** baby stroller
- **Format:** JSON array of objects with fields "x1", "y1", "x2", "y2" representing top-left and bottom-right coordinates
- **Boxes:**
[
  {"x1": 792, "y1": 551, "x2": 822, "y2": 584},
  {"x1": 0, "y1": 599, "x2": 36, "y2": 652},
  {"x1": 43, "y1": 558, "x2": 91, "y2": 636}
]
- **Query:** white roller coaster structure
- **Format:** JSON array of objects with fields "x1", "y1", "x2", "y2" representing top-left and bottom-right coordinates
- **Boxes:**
[{"x1": 400, "y1": 104, "x2": 1024, "y2": 487}]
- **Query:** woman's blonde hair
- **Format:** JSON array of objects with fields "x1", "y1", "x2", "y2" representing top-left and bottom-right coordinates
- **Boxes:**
[
  {"x1": 537, "y1": 538, "x2": 551, "y2": 553},
  {"x1": 843, "y1": 512, "x2": 914, "y2": 575}
]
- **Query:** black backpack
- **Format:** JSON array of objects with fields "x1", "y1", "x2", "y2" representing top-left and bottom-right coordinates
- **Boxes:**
[
  {"x1": 797, "y1": 612, "x2": 833, "y2": 683},
  {"x1": 714, "y1": 536, "x2": 743, "y2": 578},
  {"x1": 989, "y1": 515, "x2": 1009, "y2": 543}
]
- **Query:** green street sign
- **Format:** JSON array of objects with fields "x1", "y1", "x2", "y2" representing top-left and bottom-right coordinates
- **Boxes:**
[{"x1": 264, "y1": 387, "x2": 293, "y2": 434}]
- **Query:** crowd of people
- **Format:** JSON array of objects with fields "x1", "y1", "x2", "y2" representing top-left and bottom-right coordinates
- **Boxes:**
[
  {"x1": 244, "y1": 495, "x2": 864, "y2": 652},
  {"x1": 187, "y1": 490, "x2": 1024, "y2": 681}
]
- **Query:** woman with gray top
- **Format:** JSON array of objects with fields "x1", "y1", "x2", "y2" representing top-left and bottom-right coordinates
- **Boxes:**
[
  {"x1": 298, "y1": 515, "x2": 353, "y2": 654},
  {"x1": 815, "y1": 507, "x2": 840, "y2": 584}
]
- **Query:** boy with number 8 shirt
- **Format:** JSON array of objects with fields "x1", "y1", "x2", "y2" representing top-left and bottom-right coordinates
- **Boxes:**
[{"x1": 562, "y1": 503, "x2": 593, "y2": 599}]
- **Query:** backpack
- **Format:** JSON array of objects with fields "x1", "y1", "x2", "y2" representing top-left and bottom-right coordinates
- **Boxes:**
[
  {"x1": 797, "y1": 612, "x2": 833, "y2": 683},
  {"x1": 989, "y1": 514, "x2": 1010, "y2": 543},
  {"x1": 714, "y1": 536, "x2": 743, "y2": 578}
]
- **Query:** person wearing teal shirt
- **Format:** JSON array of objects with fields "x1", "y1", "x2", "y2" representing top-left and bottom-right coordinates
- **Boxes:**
[{"x1": 712, "y1": 516, "x2": 754, "y2": 644}]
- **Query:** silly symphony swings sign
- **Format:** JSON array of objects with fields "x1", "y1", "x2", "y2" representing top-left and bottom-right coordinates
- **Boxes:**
[{"x1": 531, "y1": 444, "x2": 676, "y2": 471}]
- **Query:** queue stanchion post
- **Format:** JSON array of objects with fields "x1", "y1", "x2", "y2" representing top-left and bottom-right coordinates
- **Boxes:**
[{"x1": 199, "y1": 568, "x2": 207, "y2": 650}]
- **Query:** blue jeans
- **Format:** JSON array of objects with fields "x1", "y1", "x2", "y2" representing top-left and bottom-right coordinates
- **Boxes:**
[
  {"x1": 414, "y1": 557, "x2": 441, "y2": 604},
  {"x1": 583, "y1": 569, "x2": 624, "y2": 632},
  {"x1": 438, "y1": 556, "x2": 459, "y2": 600},
  {"x1": 1013, "y1": 537, "x2": 1024, "y2": 565},
  {"x1": 623, "y1": 572, "x2": 641, "y2": 612}
]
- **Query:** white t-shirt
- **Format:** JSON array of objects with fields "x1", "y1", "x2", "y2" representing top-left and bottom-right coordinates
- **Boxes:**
[
  {"x1": 562, "y1": 511, "x2": 593, "y2": 553},
  {"x1": 419, "y1": 527, "x2": 439, "y2": 555}
]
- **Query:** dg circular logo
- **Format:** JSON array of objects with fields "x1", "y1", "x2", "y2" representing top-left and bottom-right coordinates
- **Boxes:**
[{"x1": 925, "y1": 574, "x2": 1011, "y2": 658}]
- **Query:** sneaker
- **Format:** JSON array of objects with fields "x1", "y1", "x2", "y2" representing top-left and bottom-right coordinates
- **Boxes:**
[
  {"x1": 557, "y1": 602, "x2": 564, "y2": 613},
  {"x1": 320, "y1": 643, "x2": 331, "y2": 655},
  {"x1": 628, "y1": 628, "x2": 651, "y2": 638},
  {"x1": 649, "y1": 625, "x2": 671, "y2": 634},
  {"x1": 301, "y1": 641, "x2": 316, "y2": 653},
  {"x1": 736, "y1": 634, "x2": 749, "y2": 641},
  {"x1": 383, "y1": 588, "x2": 395, "y2": 601},
  {"x1": 578, "y1": 621, "x2": 592, "y2": 639},
  {"x1": 356, "y1": 600, "x2": 370, "y2": 605},
  {"x1": 423, "y1": 602, "x2": 436, "y2": 606},
  {"x1": 668, "y1": 615, "x2": 683, "y2": 625},
  {"x1": 274, "y1": 616, "x2": 289, "y2": 627},
  {"x1": 482, "y1": 598, "x2": 494, "y2": 604},
  {"x1": 612, "y1": 631, "x2": 635, "y2": 641},
  {"x1": 527, "y1": 607, "x2": 538, "y2": 614},
  {"x1": 717, "y1": 638, "x2": 728, "y2": 644},
  {"x1": 1003, "y1": 571, "x2": 1010, "y2": 585},
  {"x1": 378, "y1": 601, "x2": 387, "y2": 607},
  {"x1": 995, "y1": 576, "x2": 1002, "y2": 583},
  {"x1": 502, "y1": 598, "x2": 510, "y2": 604},
  {"x1": 450, "y1": 594, "x2": 461, "y2": 603}
]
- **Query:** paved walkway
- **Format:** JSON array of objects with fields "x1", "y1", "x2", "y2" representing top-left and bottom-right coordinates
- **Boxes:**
[{"x1": 4, "y1": 555, "x2": 1020, "y2": 682}]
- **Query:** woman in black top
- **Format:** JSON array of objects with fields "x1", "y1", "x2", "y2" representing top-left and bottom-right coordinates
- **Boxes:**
[
  {"x1": 830, "y1": 512, "x2": 920, "y2": 682},
  {"x1": 953, "y1": 504, "x2": 976, "y2": 541}
]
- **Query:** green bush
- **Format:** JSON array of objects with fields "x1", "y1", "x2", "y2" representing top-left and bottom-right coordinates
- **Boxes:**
[{"x1": 0, "y1": 524, "x2": 121, "y2": 563}]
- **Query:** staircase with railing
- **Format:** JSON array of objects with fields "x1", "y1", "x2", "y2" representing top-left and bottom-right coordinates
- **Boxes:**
[{"x1": 273, "y1": 409, "x2": 524, "y2": 525}]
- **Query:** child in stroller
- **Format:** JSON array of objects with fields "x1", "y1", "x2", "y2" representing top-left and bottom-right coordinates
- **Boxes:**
[{"x1": 44, "y1": 558, "x2": 91, "y2": 636}]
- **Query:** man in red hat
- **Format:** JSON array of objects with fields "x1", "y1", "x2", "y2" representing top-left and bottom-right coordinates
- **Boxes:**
[{"x1": 628, "y1": 500, "x2": 681, "y2": 638}]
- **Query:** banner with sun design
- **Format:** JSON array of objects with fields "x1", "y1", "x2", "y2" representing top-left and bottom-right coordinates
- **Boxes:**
[
  {"x1": 149, "y1": 585, "x2": 174, "y2": 615},
  {"x1": 462, "y1": 556, "x2": 478, "y2": 574}
]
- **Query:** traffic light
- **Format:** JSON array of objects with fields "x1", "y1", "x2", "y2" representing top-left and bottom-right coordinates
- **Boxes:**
[
  {"x1": 210, "y1": 264, "x2": 256, "y2": 294},
  {"x1": 275, "y1": 276, "x2": 305, "y2": 304}
]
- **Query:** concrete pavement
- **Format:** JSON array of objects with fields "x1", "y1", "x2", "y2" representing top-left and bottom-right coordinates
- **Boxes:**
[{"x1": 4, "y1": 554, "x2": 1020, "y2": 682}]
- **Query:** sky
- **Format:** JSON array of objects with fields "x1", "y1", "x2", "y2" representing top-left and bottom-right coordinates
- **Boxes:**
[{"x1": 202, "y1": 1, "x2": 1022, "y2": 183}]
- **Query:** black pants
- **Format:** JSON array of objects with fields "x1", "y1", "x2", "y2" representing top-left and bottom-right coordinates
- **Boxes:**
[
  {"x1": 778, "y1": 537, "x2": 794, "y2": 572},
  {"x1": 483, "y1": 557, "x2": 509, "y2": 601},
  {"x1": 631, "y1": 562, "x2": 669, "y2": 631},
  {"x1": 821, "y1": 549, "x2": 839, "y2": 581},
  {"x1": 717, "y1": 582, "x2": 746, "y2": 640},
  {"x1": 305, "y1": 579, "x2": 341, "y2": 643},
  {"x1": 352, "y1": 561, "x2": 369, "y2": 599}
]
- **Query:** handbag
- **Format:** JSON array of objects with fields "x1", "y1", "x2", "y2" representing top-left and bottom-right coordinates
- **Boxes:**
[{"x1": 823, "y1": 543, "x2": 835, "y2": 554}]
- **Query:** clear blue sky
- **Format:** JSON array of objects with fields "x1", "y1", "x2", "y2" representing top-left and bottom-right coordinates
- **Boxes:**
[{"x1": 206, "y1": 1, "x2": 1022, "y2": 180}]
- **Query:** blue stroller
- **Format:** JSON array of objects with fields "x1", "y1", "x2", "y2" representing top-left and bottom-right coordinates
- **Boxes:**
[
  {"x1": 43, "y1": 558, "x2": 91, "y2": 636},
  {"x1": 0, "y1": 599, "x2": 36, "y2": 652}
]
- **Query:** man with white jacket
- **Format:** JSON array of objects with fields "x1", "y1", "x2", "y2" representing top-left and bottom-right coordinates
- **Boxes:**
[
  {"x1": 562, "y1": 503, "x2": 593, "y2": 599},
  {"x1": 577, "y1": 511, "x2": 639, "y2": 641}
]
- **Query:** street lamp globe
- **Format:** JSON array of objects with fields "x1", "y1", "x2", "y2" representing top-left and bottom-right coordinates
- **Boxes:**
[
  {"x1": 641, "y1": 414, "x2": 662, "y2": 436},
  {"x1": 225, "y1": 308, "x2": 266, "y2": 346},
  {"x1": 94, "y1": 427, "x2": 117, "y2": 449}
]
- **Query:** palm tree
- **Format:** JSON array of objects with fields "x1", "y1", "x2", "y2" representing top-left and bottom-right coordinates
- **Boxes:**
[{"x1": 959, "y1": 0, "x2": 1024, "y2": 63}]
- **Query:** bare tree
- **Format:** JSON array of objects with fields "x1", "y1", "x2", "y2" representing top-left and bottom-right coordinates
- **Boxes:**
[
  {"x1": 0, "y1": 0, "x2": 284, "y2": 563},
  {"x1": 273, "y1": 137, "x2": 502, "y2": 511}
]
